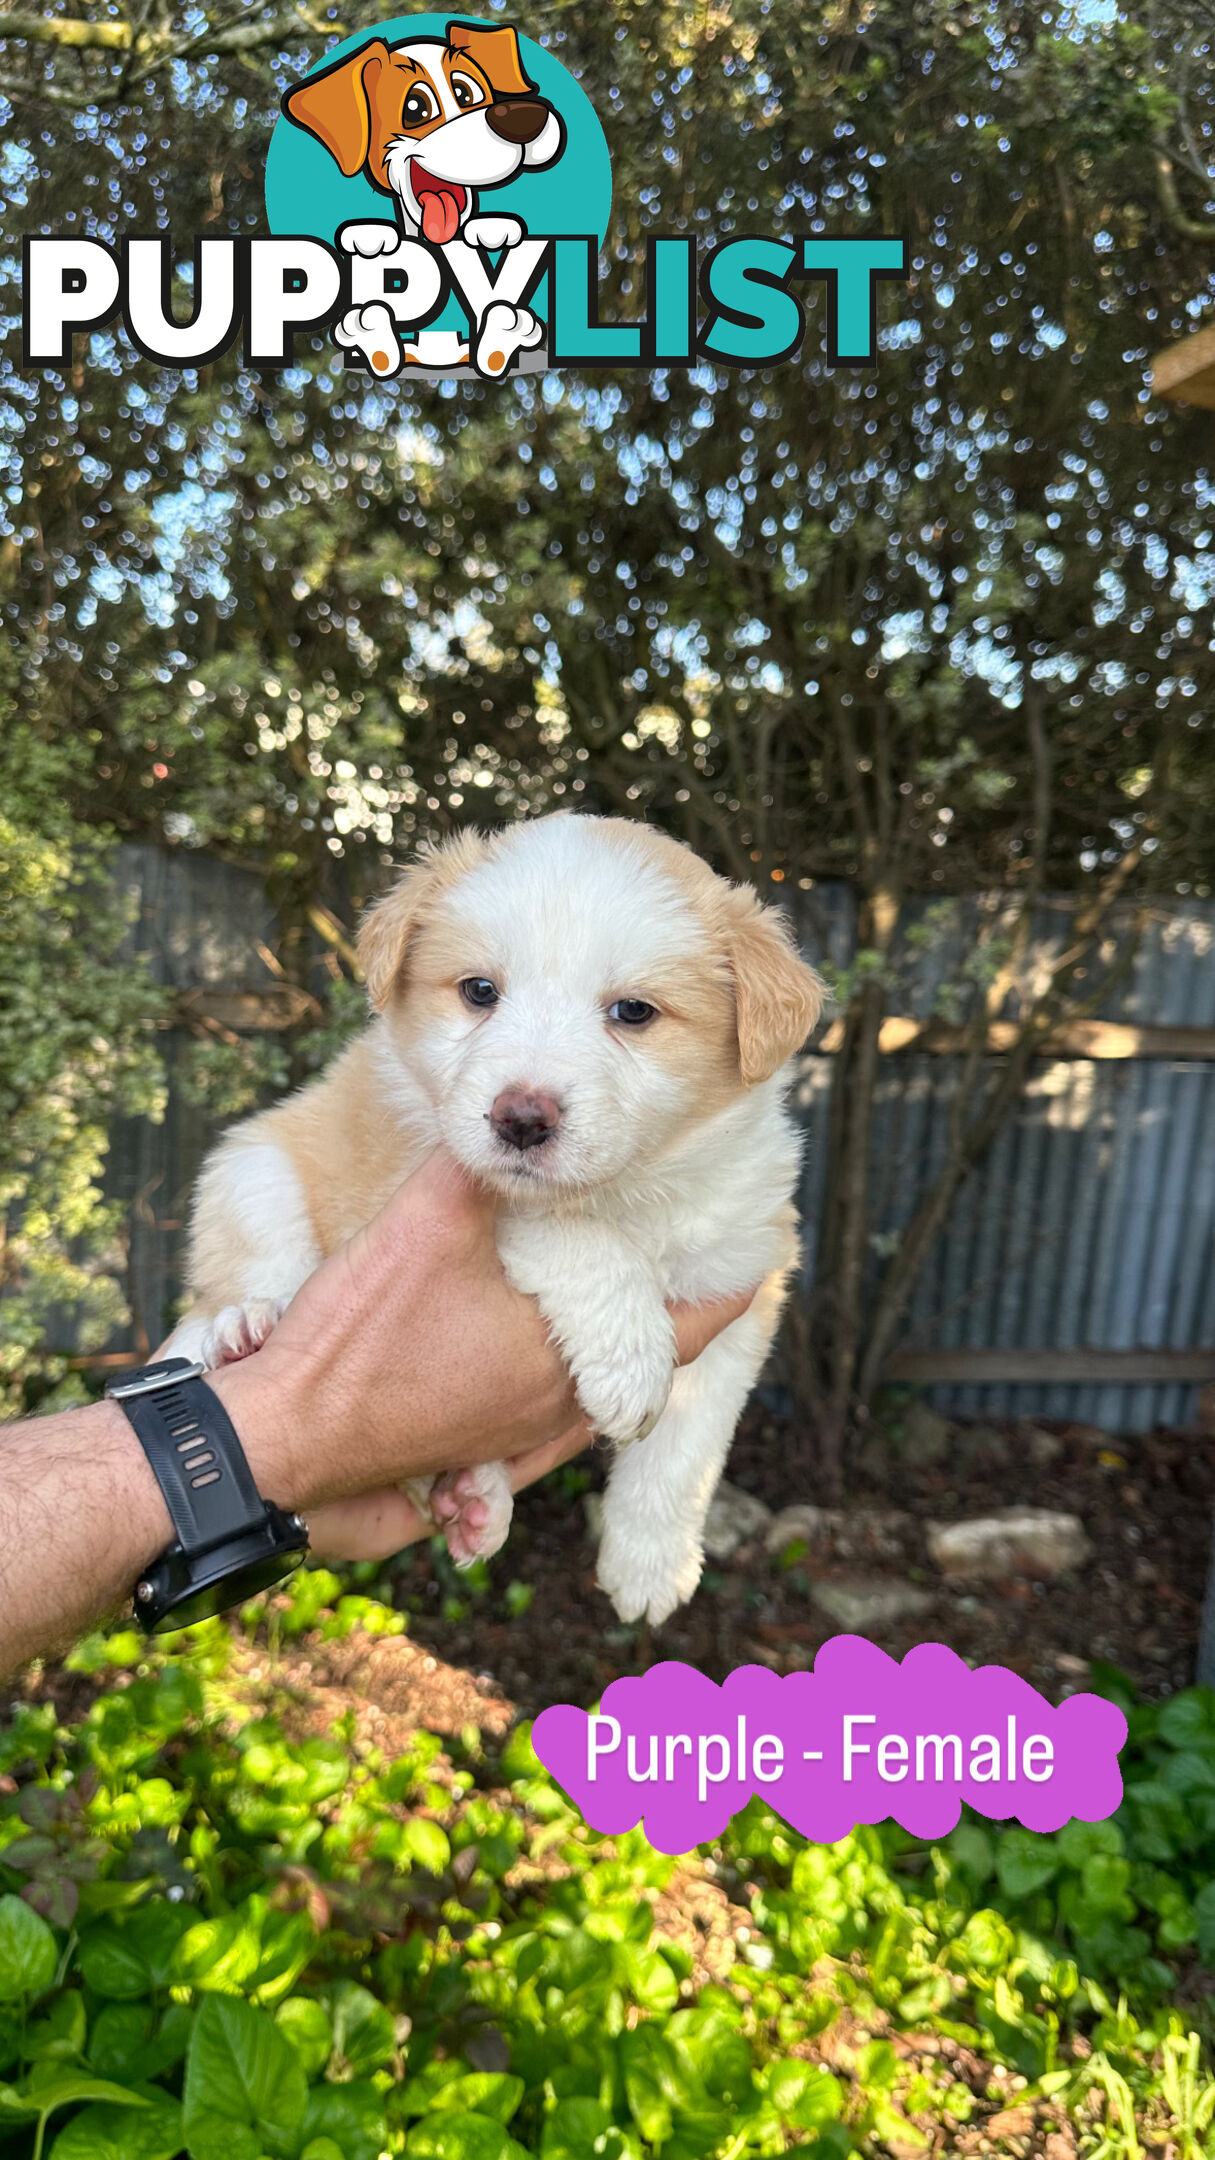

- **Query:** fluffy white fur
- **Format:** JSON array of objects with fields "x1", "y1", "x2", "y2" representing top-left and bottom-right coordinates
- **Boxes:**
[{"x1": 168, "y1": 813, "x2": 822, "y2": 1625}]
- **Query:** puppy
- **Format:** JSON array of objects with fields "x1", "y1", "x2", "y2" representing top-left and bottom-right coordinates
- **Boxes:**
[
  {"x1": 284, "y1": 20, "x2": 562, "y2": 377},
  {"x1": 167, "y1": 815, "x2": 823, "y2": 1626}
]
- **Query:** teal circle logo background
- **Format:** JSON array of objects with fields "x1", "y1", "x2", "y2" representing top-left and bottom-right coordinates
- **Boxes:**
[{"x1": 264, "y1": 14, "x2": 612, "y2": 338}]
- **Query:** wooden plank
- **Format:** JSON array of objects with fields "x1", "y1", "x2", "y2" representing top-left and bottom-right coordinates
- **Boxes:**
[
  {"x1": 813, "y1": 1018, "x2": 1215, "y2": 1061},
  {"x1": 885, "y1": 1346, "x2": 1215, "y2": 1384},
  {"x1": 176, "y1": 985, "x2": 319, "y2": 1032},
  {"x1": 1152, "y1": 322, "x2": 1215, "y2": 410}
]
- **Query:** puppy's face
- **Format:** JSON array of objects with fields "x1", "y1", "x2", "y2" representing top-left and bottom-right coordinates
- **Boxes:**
[
  {"x1": 359, "y1": 817, "x2": 823, "y2": 1198},
  {"x1": 284, "y1": 25, "x2": 564, "y2": 244}
]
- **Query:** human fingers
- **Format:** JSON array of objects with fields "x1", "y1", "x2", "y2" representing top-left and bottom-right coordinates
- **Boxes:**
[
  {"x1": 669, "y1": 1285, "x2": 757, "y2": 1367},
  {"x1": 306, "y1": 1486, "x2": 433, "y2": 1563}
]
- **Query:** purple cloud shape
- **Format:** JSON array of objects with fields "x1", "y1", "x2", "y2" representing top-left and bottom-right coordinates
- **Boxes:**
[{"x1": 531, "y1": 1638, "x2": 1128, "y2": 1854}]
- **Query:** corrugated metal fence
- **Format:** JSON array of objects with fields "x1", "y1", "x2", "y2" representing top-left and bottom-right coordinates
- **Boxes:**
[{"x1": 103, "y1": 846, "x2": 1215, "y2": 1433}]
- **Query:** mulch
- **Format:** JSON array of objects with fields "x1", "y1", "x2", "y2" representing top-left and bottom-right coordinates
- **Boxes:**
[{"x1": 394, "y1": 1405, "x2": 1215, "y2": 1714}]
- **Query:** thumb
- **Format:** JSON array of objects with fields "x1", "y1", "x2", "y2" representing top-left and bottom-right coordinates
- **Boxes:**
[{"x1": 377, "y1": 1146, "x2": 500, "y2": 1247}]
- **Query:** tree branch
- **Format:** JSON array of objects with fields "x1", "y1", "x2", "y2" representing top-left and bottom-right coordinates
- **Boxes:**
[{"x1": 1153, "y1": 129, "x2": 1215, "y2": 242}]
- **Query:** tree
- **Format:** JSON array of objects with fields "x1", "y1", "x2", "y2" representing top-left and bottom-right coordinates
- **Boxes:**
[{"x1": 3, "y1": 0, "x2": 1214, "y2": 1462}]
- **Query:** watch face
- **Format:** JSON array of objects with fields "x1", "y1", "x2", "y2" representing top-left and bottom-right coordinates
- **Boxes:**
[{"x1": 142, "y1": 1545, "x2": 308, "y2": 1636}]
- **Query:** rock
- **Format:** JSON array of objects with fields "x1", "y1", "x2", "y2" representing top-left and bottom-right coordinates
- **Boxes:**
[
  {"x1": 889, "y1": 1399, "x2": 950, "y2": 1467},
  {"x1": 764, "y1": 1505, "x2": 912, "y2": 1560},
  {"x1": 701, "y1": 1481, "x2": 773, "y2": 1560},
  {"x1": 927, "y1": 1508, "x2": 1090, "y2": 1581},
  {"x1": 764, "y1": 1504, "x2": 835, "y2": 1555},
  {"x1": 1021, "y1": 1423, "x2": 1064, "y2": 1467},
  {"x1": 810, "y1": 1577, "x2": 933, "y2": 1632}
]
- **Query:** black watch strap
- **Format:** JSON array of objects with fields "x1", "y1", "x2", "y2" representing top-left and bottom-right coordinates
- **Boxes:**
[{"x1": 106, "y1": 1358, "x2": 270, "y2": 1556}]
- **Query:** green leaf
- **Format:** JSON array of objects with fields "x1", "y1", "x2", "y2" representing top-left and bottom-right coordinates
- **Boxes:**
[
  {"x1": 2, "y1": 2071, "x2": 150, "y2": 2132},
  {"x1": 50, "y1": 2097, "x2": 184, "y2": 2160},
  {"x1": 401, "y1": 1819, "x2": 451, "y2": 1875},
  {"x1": 301, "y1": 2082, "x2": 389, "y2": 2160},
  {"x1": 323, "y1": 1980, "x2": 397, "y2": 2076},
  {"x1": 0, "y1": 2011, "x2": 21, "y2": 2076},
  {"x1": 404, "y1": 2112, "x2": 529, "y2": 2160},
  {"x1": 499, "y1": 1724, "x2": 540, "y2": 1782},
  {"x1": 946, "y1": 1823, "x2": 995, "y2": 1886},
  {"x1": 765, "y1": 2060, "x2": 843, "y2": 2129},
  {"x1": 540, "y1": 2099, "x2": 639, "y2": 2159},
  {"x1": 1080, "y1": 1853, "x2": 1131, "y2": 1914},
  {"x1": 425, "y1": 2075, "x2": 524, "y2": 2126},
  {"x1": 1193, "y1": 1880, "x2": 1215, "y2": 1962},
  {"x1": 300, "y1": 2143, "x2": 346, "y2": 2160},
  {"x1": 183, "y1": 1992, "x2": 308, "y2": 2160},
  {"x1": 1156, "y1": 1690, "x2": 1215, "y2": 1751},
  {"x1": 619, "y1": 2025, "x2": 675, "y2": 2147},
  {"x1": 173, "y1": 1912, "x2": 263, "y2": 1995},
  {"x1": 78, "y1": 1904, "x2": 187, "y2": 2001},
  {"x1": 275, "y1": 1996, "x2": 333, "y2": 2082},
  {"x1": 994, "y1": 1831, "x2": 1058, "y2": 1901},
  {"x1": 26, "y1": 1992, "x2": 87, "y2": 2063},
  {"x1": 0, "y1": 1895, "x2": 58, "y2": 2001},
  {"x1": 88, "y1": 2002, "x2": 193, "y2": 2085},
  {"x1": 1056, "y1": 1820, "x2": 1123, "y2": 1868}
]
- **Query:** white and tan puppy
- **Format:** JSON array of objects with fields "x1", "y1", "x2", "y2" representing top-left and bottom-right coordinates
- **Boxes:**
[{"x1": 167, "y1": 814, "x2": 822, "y2": 1626}]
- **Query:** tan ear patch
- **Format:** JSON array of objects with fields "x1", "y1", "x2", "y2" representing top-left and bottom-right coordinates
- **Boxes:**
[
  {"x1": 446, "y1": 19, "x2": 536, "y2": 98},
  {"x1": 284, "y1": 40, "x2": 390, "y2": 177},
  {"x1": 726, "y1": 893, "x2": 824, "y2": 1085},
  {"x1": 357, "y1": 828, "x2": 490, "y2": 1011}
]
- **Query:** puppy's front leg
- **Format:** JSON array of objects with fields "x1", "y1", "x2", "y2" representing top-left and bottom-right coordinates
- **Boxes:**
[
  {"x1": 596, "y1": 1275, "x2": 785, "y2": 1627},
  {"x1": 497, "y1": 1219, "x2": 675, "y2": 1445}
]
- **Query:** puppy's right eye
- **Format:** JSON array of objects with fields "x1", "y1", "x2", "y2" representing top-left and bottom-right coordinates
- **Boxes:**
[{"x1": 460, "y1": 977, "x2": 499, "y2": 1010}]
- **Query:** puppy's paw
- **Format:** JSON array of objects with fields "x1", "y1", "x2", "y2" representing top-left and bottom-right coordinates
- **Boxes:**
[
  {"x1": 335, "y1": 302, "x2": 401, "y2": 377},
  {"x1": 463, "y1": 213, "x2": 525, "y2": 252},
  {"x1": 473, "y1": 300, "x2": 543, "y2": 379},
  {"x1": 428, "y1": 1462, "x2": 514, "y2": 1568},
  {"x1": 574, "y1": 1345, "x2": 673, "y2": 1447},
  {"x1": 338, "y1": 220, "x2": 401, "y2": 258},
  {"x1": 596, "y1": 1526, "x2": 703, "y2": 1627},
  {"x1": 201, "y1": 1297, "x2": 285, "y2": 1367}
]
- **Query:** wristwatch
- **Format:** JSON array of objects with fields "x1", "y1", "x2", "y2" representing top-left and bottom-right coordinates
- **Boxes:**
[{"x1": 106, "y1": 1358, "x2": 310, "y2": 1634}]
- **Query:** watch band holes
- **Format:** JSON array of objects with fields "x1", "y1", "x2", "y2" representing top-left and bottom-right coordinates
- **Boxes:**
[
  {"x1": 183, "y1": 1451, "x2": 214, "y2": 1472},
  {"x1": 190, "y1": 1469, "x2": 221, "y2": 1489}
]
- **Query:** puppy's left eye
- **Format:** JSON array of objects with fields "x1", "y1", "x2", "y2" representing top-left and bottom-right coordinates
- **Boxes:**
[
  {"x1": 402, "y1": 84, "x2": 438, "y2": 125},
  {"x1": 460, "y1": 977, "x2": 500, "y2": 1009},
  {"x1": 450, "y1": 72, "x2": 485, "y2": 109},
  {"x1": 608, "y1": 998, "x2": 657, "y2": 1027}
]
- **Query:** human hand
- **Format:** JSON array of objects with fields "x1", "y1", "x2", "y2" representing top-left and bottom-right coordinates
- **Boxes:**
[{"x1": 209, "y1": 1151, "x2": 754, "y2": 1560}]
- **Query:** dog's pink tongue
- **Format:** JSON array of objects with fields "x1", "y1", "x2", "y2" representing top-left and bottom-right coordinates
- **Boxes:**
[{"x1": 420, "y1": 189, "x2": 459, "y2": 245}]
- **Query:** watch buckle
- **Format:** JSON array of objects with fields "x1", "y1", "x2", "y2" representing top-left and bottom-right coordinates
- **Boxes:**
[{"x1": 109, "y1": 1361, "x2": 207, "y2": 1399}]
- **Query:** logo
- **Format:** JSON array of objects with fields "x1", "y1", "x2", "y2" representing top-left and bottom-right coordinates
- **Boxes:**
[
  {"x1": 21, "y1": 13, "x2": 908, "y2": 381},
  {"x1": 265, "y1": 13, "x2": 608, "y2": 380}
]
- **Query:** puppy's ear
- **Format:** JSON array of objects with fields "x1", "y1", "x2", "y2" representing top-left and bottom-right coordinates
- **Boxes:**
[
  {"x1": 357, "y1": 830, "x2": 488, "y2": 1011},
  {"x1": 446, "y1": 20, "x2": 536, "y2": 97},
  {"x1": 284, "y1": 39, "x2": 389, "y2": 176},
  {"x1": 725, "y1": 891, "x2": 824, "y2": 1085}
]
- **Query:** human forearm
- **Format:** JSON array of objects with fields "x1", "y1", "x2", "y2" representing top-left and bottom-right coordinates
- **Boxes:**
[
  {"x1": 0, "y1": 1152, "x2": 756, "y2": 1668},
  {"x1": 0, "y1": 1398, "x2": 173, "y2": 1674}
]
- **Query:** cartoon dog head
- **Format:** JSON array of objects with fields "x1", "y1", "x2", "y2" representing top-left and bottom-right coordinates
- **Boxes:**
[{"x1": 284, "y1": 20, "x2": 564, "y2": 243}]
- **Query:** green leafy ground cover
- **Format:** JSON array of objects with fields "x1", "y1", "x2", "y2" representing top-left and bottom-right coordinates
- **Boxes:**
[{"x1": 0, "y1": 1572, "x2": 1210, "y2": 2160}]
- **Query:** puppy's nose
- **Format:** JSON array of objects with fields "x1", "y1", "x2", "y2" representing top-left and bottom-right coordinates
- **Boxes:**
[
  {"x1": 486, "y1": 98, "x2": 550, "y2": 145},
  {"x1": 490, "y1": 1087, "x2": 562, "y2": 1152}
]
